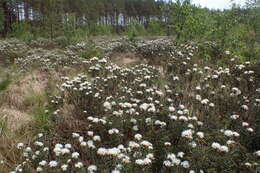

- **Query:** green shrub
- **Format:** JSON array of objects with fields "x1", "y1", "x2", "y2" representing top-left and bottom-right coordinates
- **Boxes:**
[
  {"x1": 10, "y1": 22, "x2": 34, "y2": 42},
  {"x1": 147, "y1": 21, "x2": 165, "y2": 36},
  {"x1": 80, "y1": 44, "x2": 102, "y2": 59},
  {"x1": 197, "y1": 42, "x2": 224, "y2": 61},
  {"x1": 0, "y1": 77, "x2": 11, "y2": 92},
  {"x1": 127, "y1": 20, "x2": 147, "y2": 40},
  {"x1": 95, "y1": 25, "x2": 113, "y2": 36},
  {"x1": 240, "y1": 46, "x2": 260, "y2": 62},
  {"x1": 74, "y1": 28, "x2": 88, "y2": 40}
]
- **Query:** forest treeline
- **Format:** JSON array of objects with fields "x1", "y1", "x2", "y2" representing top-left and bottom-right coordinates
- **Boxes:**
[
  {"x1": 3, "y1": 0, "x2": 165, "y2": 37},
  {"x1": 0, "y1": 0, "x2": 259, "y2": 56}
]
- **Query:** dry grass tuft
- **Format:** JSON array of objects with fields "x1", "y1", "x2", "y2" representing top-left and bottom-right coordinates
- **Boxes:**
[
  {"x1": 111, "y1": 52, "x2": 143, "y2": 66},
  {"x1": 0, "y1": 108, "x2": 31, "y2": 132},
  {"x1": 0, "y1": 130, "x2": 34, "y2": 172},
  {"x1": 4, "y1": 71, "x2": 48, "y2": 110},
  {"x1": 0, "y1": 70, "x2": 54, "y2": 172}
]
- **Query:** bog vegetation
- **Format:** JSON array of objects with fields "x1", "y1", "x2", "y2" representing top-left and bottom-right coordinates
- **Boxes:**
[{"x1": 0, "y1": 0, "x2": 259, "y2": 173}]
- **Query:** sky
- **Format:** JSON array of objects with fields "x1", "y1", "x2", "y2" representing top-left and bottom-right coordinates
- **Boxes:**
[{"x1": 192, "y1": 0, "x2": 247, "y2": 9}]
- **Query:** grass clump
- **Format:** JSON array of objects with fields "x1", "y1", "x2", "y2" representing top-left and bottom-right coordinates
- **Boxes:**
[
  {"x1": 32, "y1": 107, "x2": 52, "y2": 132},
  {"x1": 23, "y1": 93, "x2": 46, "y2": 109},
  {"x1": 0, "y1": 77, "x2": 11, "y2": 92},
  {"x1": 0, "y1": 115, "x2": 8, "y2": 136}
]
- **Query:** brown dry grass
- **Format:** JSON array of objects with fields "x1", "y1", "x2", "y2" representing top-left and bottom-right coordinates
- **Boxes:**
[
  {"x1": 0, "y1": 70, "x2": 58, "y2": 172},
  {"x1": 111, "y1": 52, "x2": 144, "y2": 66},
  {"x1": 0, "y1": 108, "x2": 31, "y2": 132},
  {"x1": 0, "y1": 70, "x2": 50, "y2": 132},
  {"x1": 3, "y1": 71, "x2": 48, "y2": 110},
  {"x1": 0, "y1": 128, "x2": 34, "y2": 172}
]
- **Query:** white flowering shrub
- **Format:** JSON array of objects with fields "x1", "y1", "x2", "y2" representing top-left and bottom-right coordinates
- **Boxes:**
[
  {"x1": 0, "y1": 39, "x2": 28, "y2": 64},
  {"x1": 136, "y1": 39, "x2": 176, "y2": 59},
  {"x1": 4, "y1": 40, "x2": 260, "y2": 173},
  {"x1": 14, "y1": 49, "x2": 85, "y2": 72}
]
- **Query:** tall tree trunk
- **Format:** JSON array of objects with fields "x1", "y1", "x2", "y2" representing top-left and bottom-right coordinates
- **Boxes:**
[
  {"x1": 16, "y1": 4, "x2": 19, "y2": 23},
  {"x1": 24, "y1": 2, "x2": 30, "y2": 21},
  {"x1": 116, "y1": 11, "x2": 119, "y2": 33},
  {"x1": 2, "y1": 1, "x2": 11, "y2": 37}
]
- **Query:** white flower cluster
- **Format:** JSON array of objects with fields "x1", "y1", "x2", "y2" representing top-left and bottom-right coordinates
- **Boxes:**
[
  {"x1": 211, "y1": 142, "x2": 229, "y2": 153},
  {"x1": 8, "y1": 40, "x2": 260, "y2": 173}
]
